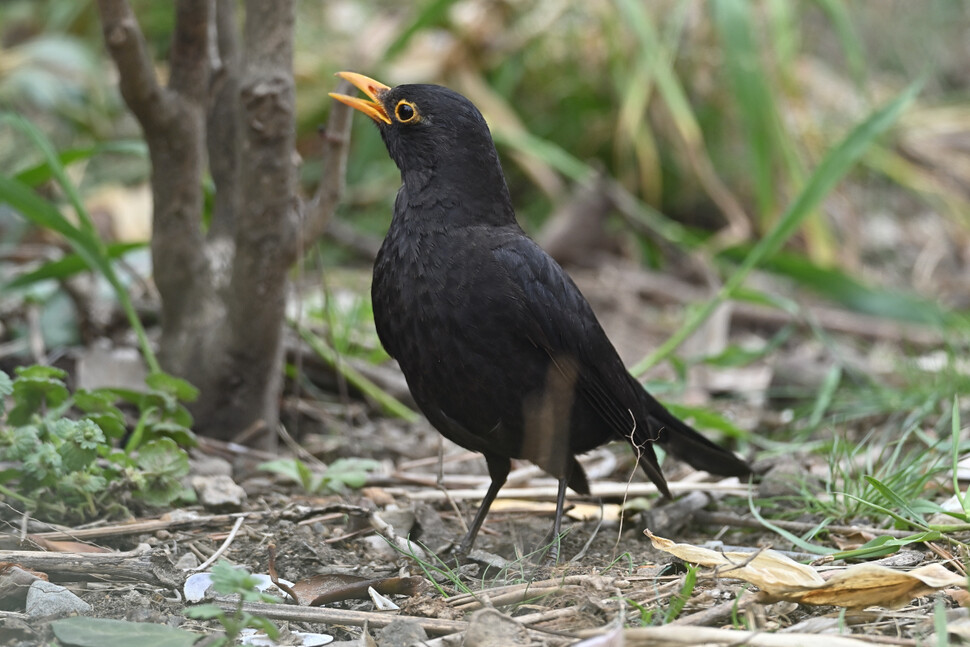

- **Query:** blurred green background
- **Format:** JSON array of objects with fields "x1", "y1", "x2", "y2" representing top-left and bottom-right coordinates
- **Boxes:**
[{"x1": 1, "y1": 0, "x2": 968, "y2": 356}]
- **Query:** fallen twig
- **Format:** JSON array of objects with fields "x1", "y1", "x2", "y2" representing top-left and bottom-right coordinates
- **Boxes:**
[
  {"x1": 0, "y1": 548, "x2": 179, "y2": 587},
  {"x1": 212, "y1": 600, "x2": 467, "y2": 635}
]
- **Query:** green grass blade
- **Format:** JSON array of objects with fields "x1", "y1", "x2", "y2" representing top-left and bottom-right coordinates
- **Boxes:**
[
  {"x1": 811, "y1": 0, "x2": 867, "y2": 86},
  {"x1": 616, "y1": 0, "x2": 700, "y2": 146},
  {"x1": 713, "y1": 0, "x2": 778, "y2": 221},
  {"x1": 382, "y1": 0, "x2": 461, "y2": 60},
  {"x1": 3, "y1": 113, "x2": 97, "y2": 239},
  {"x1": 15, "y1": 140, "x2": 147, "y2": 188},
  {"x1": 748, "y1": 495, "x2": 836, "y2": 555},
  {"x1": 0, "y1": 173, "x2": 104, "y2": 268},
  {"x1": 491, "y1": 128, "x2": 698, "y2": 249},
  {"x1": 631, "y1": 80, "x2": 922, "y2": 376},
  {"x1": 0, "y1": 115, "x2": 159, "y2": 373},
  {"x1": 296, "y1": 323, "x2": 419, "y2": 422},
  {"x1": 831, "y1": 530, "x2": 940, "y2": 561},
  {"x1": 840, "y1": 489, "x2": 931, "y2": 532},
  {"x1": 3, "y1": 242, "x2": 146, "y2": 291},
  {"x1": 863, "y1": 476, "x2": 928, "y2": 527},
  {"x1": 807, "y1": 365, "x2": 842, "y2": 429},
  {"x1": 952, "y1": 397, "x2": 969, "y2": 514},
  {"x1": 663, "y1": 564, "x2": 697, "y2": 623},
  {"x1": 721, "y1": 248, "x2": 952, "y2": 325}
]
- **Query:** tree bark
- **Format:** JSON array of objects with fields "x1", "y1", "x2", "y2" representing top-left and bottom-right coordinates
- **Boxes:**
[{"x1": 97, "y1": 0, "x2": 354, "y2": 446}]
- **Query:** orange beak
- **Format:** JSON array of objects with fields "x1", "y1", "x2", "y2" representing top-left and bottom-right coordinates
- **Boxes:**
[{"x1": 329, "y1": 71, "x2": 392, "y2": 125}]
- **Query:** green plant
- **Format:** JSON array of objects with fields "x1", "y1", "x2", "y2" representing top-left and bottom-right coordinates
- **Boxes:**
[
  {"x1": 184, "y1": 560, "x2": 280, "y2": 647},
  {"x1": 663, "y1": 564, "x2": 697, "y2": 623},
  {"x1": 258, "y1": 456, "x2": 379, "y2": 493},
  {"x1": 0, "y1": 365, "x2": 196, "y2": 521},
  {"x1": 0, "y1": 114, "x2": 158, "y2": 372}
]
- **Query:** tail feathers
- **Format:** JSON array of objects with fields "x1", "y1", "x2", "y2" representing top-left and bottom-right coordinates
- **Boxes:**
[
  {"x1": 653, "y1": 409, "x2": 750, "y2": 477},
  {"x1": 624, "y1": 436, "x2": 672, "y2": 498},
  {"x1": 632, "y1": 382, "x2": 750, "y2": 478}
]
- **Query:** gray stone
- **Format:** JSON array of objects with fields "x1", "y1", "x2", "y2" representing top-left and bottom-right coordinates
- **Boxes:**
[
  {"x1": 463, "y1": 608, "x2": 529, "y2": 647},
  {"x1": 376, "y1": 618, "x2": 427, "y2": 647},
  {"x1": 25, "y1": 580, "x2": 91, "y2": 618},
  {"x1": 191, "y1": 474, "x2": 247, "y2": 510}
]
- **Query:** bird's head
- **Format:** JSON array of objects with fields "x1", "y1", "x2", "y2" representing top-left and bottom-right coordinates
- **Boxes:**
[{"x1": 330, "y1": 72, "x2": 512, "y2": 214}]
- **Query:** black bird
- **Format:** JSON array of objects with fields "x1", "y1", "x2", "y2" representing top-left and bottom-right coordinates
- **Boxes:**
[{"x1": 331, "y1": 72, "x2": 749, "y2": 556}]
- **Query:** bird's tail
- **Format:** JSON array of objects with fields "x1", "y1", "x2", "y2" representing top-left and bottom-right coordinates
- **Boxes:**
[{"x1": 628, "y1": 384, "x2": 750, "y2": 494}]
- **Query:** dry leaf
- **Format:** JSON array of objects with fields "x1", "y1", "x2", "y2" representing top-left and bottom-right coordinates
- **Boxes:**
[
  {"x1": 645, "y1": 530, "x2": 824, "y2": 590},
  {"x1": 28, "y1": 536, "x2": 112, "y2": 553},
  {"x1": 646, "y1": 530, "x2": 966, "y2": 609},
  {"x1": 784, "y1": 563, "x2": 965, "y2": 608},
  {"x1": 488, "y1": 499, "x2": 622, "y2": 522},
  {"x1": 294, "y1": 573, "x2": 423, "y2": 607},
  {"x1": 830, "y1": 530, "x2": 876, "y2": 551}
]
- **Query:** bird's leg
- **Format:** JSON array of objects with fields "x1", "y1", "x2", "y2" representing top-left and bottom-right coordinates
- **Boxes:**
[
  {"x1": 547, "y1": 476, "x2": 569, "y2": 563},
  {"x1": 455, "y1": 455, "x2": 510, "y2": 557}
]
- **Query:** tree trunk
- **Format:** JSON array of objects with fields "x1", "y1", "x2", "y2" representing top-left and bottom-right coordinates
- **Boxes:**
[{"x1": 97, "y1": 0, "x2": 354, "y2": 447}]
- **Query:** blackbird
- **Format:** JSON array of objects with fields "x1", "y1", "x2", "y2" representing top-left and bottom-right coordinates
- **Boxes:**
[{"x1": 331, "y1": 72, "x2": 750, "y2": 555}]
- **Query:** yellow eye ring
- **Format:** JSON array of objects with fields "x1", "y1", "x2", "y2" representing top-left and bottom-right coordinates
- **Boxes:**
[{"x1": 395, "y1": 100, "x2": 419, "y2": 123}]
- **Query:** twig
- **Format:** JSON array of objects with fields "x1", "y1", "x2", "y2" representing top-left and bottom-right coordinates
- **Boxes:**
[
  {"x1": 211, "y1": 600, "x2": 468, "y2": 635},
  {"x1": 578, "y1": 625, "x2": 875, "y2": 646},
  {"x1": 7, "y1": 511, "x2": 265, "y2": 544},
  {"x1": 448, "y1": 575, "x2": 602, "y2": 611},
  {"x1": 194, "y1": 515, "x2": 245, "y2": 571},
  {"x1": 0, "y1": 548, "x2": 179, "y2": 587},
  {"x1": 669, "y1": 591, "x2": 758, "y2": 626}
]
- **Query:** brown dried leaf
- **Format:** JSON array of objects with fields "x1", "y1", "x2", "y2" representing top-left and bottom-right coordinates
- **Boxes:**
[
  {"x1": 783, "y1": 563, "x2": 965, "y2": 608},
  {"x1": 294, "y1": 573, "x2": 424, "y2": 607},
  {"x1": 646, "y1": 531, "x2": 966, "y2": 609},
  {"x1": 645, "y1": 530, "x2": 824, "y2": 590}
]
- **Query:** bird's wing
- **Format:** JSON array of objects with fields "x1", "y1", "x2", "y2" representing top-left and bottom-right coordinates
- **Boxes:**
[
  {"x1": 490, "y1": 230, "x2": 648, "y2": 443},
  {"x1": 491, "y1": 231, "x2": 749, "y2": 481}
]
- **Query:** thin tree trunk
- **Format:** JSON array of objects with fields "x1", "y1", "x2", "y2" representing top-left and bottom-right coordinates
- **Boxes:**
[{"x1": 97, "y1": 0, "x2": 355, "y2": 446}]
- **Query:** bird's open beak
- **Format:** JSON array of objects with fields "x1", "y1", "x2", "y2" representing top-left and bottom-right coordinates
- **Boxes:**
[{"x1": 329, "y1": 72, "x2": 392, "y2": 125}]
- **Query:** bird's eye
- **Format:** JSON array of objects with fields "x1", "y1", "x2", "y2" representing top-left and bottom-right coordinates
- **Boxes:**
[{"x1": 395, "y1": 100, "x2": 418, "y2": 123}]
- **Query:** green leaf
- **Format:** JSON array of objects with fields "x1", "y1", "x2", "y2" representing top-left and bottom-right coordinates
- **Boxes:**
[
  {"x1": 183, "y1": 603, "x2": 225, "y2": 621},
  {"x1": 58, "y1": 434, "x2": 100, "y2": 473},
  {"x1": 74, "y1": 390, "x2": 128, "y2": 439},
  {"x1": 748, "y1": 494, "x2": 836, "y2": 556},
  {"x1": 144, "y1": 420, "x2": 198, "y2": 448},
  {"x1": 134, "y1": 438, "x2": 190, "y2": 506},
  {"x1": 721, "y1": 248, "x2": 952, "y2": 325},
  {"x1": 209, "y1": 560, "x2": 281, "y2": 604},
  {"x1": 320, "y1": 457, "x2": 381, "y2": 491},
  {"x1": 7, "y1": 366, "x2": 70, "y2": 425},
  {"x1": 0, "y1": 370, "x2": 12, "y2": 416},
  {"x1": 863, "y1": 476, "x2": 928, "y2": 528},
  {"x1": 831, "y1": 531, "x2": 940, "y2": 561},
  {"x1": 51, "y1": 617, "x2": 198, "y2": 647},
  {"x1": 259, "y1": 458, "x2": 315, "y2": 491},
  {"x1": 146, "y1": 372, "x2": 200, "y2": 403}
]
